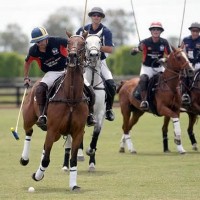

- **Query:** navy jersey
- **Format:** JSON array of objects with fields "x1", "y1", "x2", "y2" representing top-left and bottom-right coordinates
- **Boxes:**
[
  {"x1": 25, "y1": 37, "x2": 68, "y2": 73},
  {"x1": 182, "y1": 35, "x2": 200, "y2": 65},
  {"x1": 140, "y1": 37, "x2": 171, "y2": 68},
  {"x1": 76, "y1": 23, "x2": 113, "y2": 60}
]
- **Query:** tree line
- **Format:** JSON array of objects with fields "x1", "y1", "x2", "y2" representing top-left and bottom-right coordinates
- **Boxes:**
[{"x1": 0, "y1": 7, "x2": 178, "y2": 77}]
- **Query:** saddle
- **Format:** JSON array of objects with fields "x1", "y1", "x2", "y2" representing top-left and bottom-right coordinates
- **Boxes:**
[{"x1": 133, "y1": 73, "x2": 161, "y2": 116}]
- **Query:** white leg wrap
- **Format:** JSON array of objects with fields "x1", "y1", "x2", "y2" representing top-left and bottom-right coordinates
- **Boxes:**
[
  {"x1": 21, "y1": 136, "x2": 31, "y2": 160},
  {"x1": 172, "y1": 118, "x2": 181, "y2": 137},
  {"x1": 35, "y1": 164, "x2": 46, "y2": 181},
  {"x1": 69, "y1": 166, "x2": 77, "y2": 189},
  {"x1": 120, "y1": 134, "x2": 125, "y2": 148},
  {"x1": 124, "y1": 134, "x2": 136, "y2": 153},
  {"x1": 65, "y1": 135, "x2": 72, "y2": 149}
]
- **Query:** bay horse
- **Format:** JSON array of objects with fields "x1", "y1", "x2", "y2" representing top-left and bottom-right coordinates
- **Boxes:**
[
  {"x1": 162, "y1": 69, "x2": 200, "y2": 152},
  {"x1": 20, "y1": 32, "x2": 88, "y2": 191},
  {"x1": 62, "y1": 30, "x2": 106, "y2": 172},
  {"x1": 117, "y1": 48, "x2": 193, "y2": 154}
]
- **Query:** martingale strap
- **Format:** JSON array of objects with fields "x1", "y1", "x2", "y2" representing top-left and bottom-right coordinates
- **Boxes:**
[{"x1": 49, "y1": 97, "x2": 88, "y2": 104}]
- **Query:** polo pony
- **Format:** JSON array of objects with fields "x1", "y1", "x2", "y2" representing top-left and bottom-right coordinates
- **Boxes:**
[
  {"x1": 117, "y1": 48, "x2": 193, "y2": 154},
  {"x1": 20, "y1": 31, "x2": 88, "y2": 191},
  {"x1": 162, "y1": 69, "x2": 200, "y2": 152},
  {"x1": 62, "y1": 30, "x2": 106, "y2": 172}
]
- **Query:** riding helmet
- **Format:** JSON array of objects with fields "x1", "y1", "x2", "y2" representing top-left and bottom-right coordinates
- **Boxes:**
[
  {"x1": 149, "y1": 22, "x2": 164, "y2": 32},
  {"x1": 188, "y1": 22, "x2": 200, "y2": 30},
  {"x1": 30, "y1": 27, "x2": 49, "y2": 43},
  {"x1": 88, "y1": 7, "x2": 105, "y2": 18}
]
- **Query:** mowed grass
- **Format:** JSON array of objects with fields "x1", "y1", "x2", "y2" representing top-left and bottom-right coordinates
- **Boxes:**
[{"x1": 0, "y1": 107, "x2": 200, "y2": 200}]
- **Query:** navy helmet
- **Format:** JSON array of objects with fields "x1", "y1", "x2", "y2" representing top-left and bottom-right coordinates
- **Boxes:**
[{"x1": 30, "y1": 27, "x2": 49, "y2": 43}]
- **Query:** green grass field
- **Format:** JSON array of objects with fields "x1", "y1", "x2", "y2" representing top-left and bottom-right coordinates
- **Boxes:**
[{"x1": 0, "y1": 108, "x2": 200, "y2": 200}]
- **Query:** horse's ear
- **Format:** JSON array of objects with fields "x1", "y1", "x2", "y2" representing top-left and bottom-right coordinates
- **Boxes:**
[
  {"x1": 82, "y1": 30, "x2": 88, "y2": 39},
  {"x1": 66, "y1": 31, "x2": 72, "y2": 38},
  {"x1": 96, "y1": 28, "x2": 103, "y2": 37}
]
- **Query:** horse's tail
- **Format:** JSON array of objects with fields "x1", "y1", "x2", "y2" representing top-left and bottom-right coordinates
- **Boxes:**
[{"x1": 116, "y1": 80, "x2": 127, "y2": 93}]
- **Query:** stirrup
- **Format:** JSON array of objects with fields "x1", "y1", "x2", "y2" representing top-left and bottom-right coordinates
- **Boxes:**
[
  {"x1": 140, "y1": 101, "x2": 149, "y2": 110},
  {"x1": 182, "y1": 94, "x2": 191, "y2": 105},
  {"x1": 36, "y1": 115, "x2": 47, "y2": 131},
  {"x1": 87, "y1": 114, "x2": 96, "y2": 127},
  {"x1": 105, "y1": 109, "x2": 115, "y2": 121}
]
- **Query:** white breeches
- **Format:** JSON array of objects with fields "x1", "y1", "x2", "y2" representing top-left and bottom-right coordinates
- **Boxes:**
[
  {"x1": 40, "y1": 70, "x2": 65, "y2": 89},
  {"x1": 101, "y1": 59, "x2": 113, "y2": 80},
  {"x1": 140, "y1": 64, "x2": 165, "y2": 79}
]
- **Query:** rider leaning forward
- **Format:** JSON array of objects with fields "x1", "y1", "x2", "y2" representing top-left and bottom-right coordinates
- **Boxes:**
[
  {"x1": 24, "y1": 27, "x2": 96, "y2": 130},
  {"x1": 131, "y1": 22, "x2": 171, "y2": 110}
]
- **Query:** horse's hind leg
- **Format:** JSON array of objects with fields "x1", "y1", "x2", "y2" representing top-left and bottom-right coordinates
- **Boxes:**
[
  {"x1": 162, "y1": 116, "x2": 171, "y2": 152},
  {"x1": 20, "y1": 128, "x2": 33, "y2": 166},
  {"x1": 88, "y1": 154, "x2": 96, "y2": 172},
  {"x1": 62, "y1": 135, "x2": 72, "y2": 172},
  {"x1": 187, "y1": 113, "x2": 198, "y2": 151}
]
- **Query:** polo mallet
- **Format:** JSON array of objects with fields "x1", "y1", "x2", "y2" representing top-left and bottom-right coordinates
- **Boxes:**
[
  {"x1": 178, "y1": 0, "x2": 187, "y2": 47},
  {"x1": 82, "y1": 0, "x2": 88, "y2": 31},
  {"x1": 10, "y1": 87, "x2": 27, "y2": 140},
  {"x1": 130, "y1": 0, "x2": 141, "y2": 43}
]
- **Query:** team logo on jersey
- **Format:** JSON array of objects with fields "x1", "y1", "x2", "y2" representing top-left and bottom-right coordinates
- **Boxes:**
[
  {"x1": 196, "y1": 43, "x2": 200, "y2": 49},
  {"x1": 52, "y1": 48, "x2": 59, "y2": 55},
  {"x1": 160, "y1": 45, "x2": 164, "y2": 51},
  {"x1": 148, "y1": 47, "x2": 152, "y2": 50}
]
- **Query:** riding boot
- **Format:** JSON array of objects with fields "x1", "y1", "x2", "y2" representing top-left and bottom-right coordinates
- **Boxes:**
[
  {"x1": 140, "y1": 90, "x2": 149, "y2": 110},
  {"x1": 35, "y1": 82, "x2": 48, "y2": 131},
  {"x1": 181, "y1": 76, "x2": 191, "y2": 105},
  {"x1": 84, "y1": 85, "x2": 96, "y2": 127},
  {"x1": 138, "y1": 74, "x2": 149, "y2": 111},
  {"x1": 105, "y1": 79, "x2": 116, "y2": 121}
]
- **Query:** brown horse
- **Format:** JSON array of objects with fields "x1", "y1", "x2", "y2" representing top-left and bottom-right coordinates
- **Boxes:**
[
  {"x1": 117, "y1": 48, "x2": 193, "y2": 154},
  {"x1": 162, "y1": 70, "x2": 200, "y2": 152},
  {"x1": 20, "y1": 32, "x2": 88, "y2": 191}
]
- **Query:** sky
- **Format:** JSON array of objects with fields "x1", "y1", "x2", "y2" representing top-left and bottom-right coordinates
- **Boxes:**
[{"x1": 0, "y1": 0, "x2": 199, "y2": 45}]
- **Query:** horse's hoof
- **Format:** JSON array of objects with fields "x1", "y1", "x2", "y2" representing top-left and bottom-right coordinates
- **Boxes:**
[
  {"x1": 119, "y1": 147, "x2": 125, "y2": 153},
  {"x1": 88, "y1": 163, "x2": 95, "y2": 172},
  {"x1": 71, "y1": 185, "x2": 81, "y2": 191},
  {"x1": 86, "y1": 148, "x2": 95, "y2": 156},
  {"x1": 192, "y1": 144, "x2": 198, "y2": 151},
  {"x1": 177, "y1": 145, "x2": 186, "y2": 154},
  {"x1": 32, "y1": 173, "x2": 44, "y2": 181},
  {"x1": 20, "y1": 158, "x2": 29, "y2": 166},
  {"x1": 130, "y1": 150, "x2": 137, "y2": 154},
  {"x1": 164, "y1": 149, "x2": 171, "y2": 153},
  {"x1": 61, "y1": 166, "x2": 69, "y2": 172}
]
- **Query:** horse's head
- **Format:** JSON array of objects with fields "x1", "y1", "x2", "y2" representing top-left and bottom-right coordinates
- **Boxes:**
[
  {"x1": 85, "y1": 29, "x2": 102, "y2": 67},
  {"x1": 66, "y1": 31, "x2": 88, "y2": 67},
  {"x1": 167, "y1": 48, "x2": 193, "y2": 73}
]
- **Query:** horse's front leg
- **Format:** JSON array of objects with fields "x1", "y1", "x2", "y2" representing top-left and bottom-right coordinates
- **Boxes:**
[
  {"x1": 162, "y1": 116, "x2": 170, "y2": 152},
  {"x1": 171, "y1": 117, "x2": 186, "y2": 154},
  {"x1": 32, "y1": 132, "x2": 54, "y2": 181},
  {"x1": 20, "y1": 128, "x2": 33, "y2": 166},
  {"x1": 70, "y1": 132, "x2": 83, "y2": 191},
  {"x1": 187, "y1": 113, "x2": 198, "y2": 151}
]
